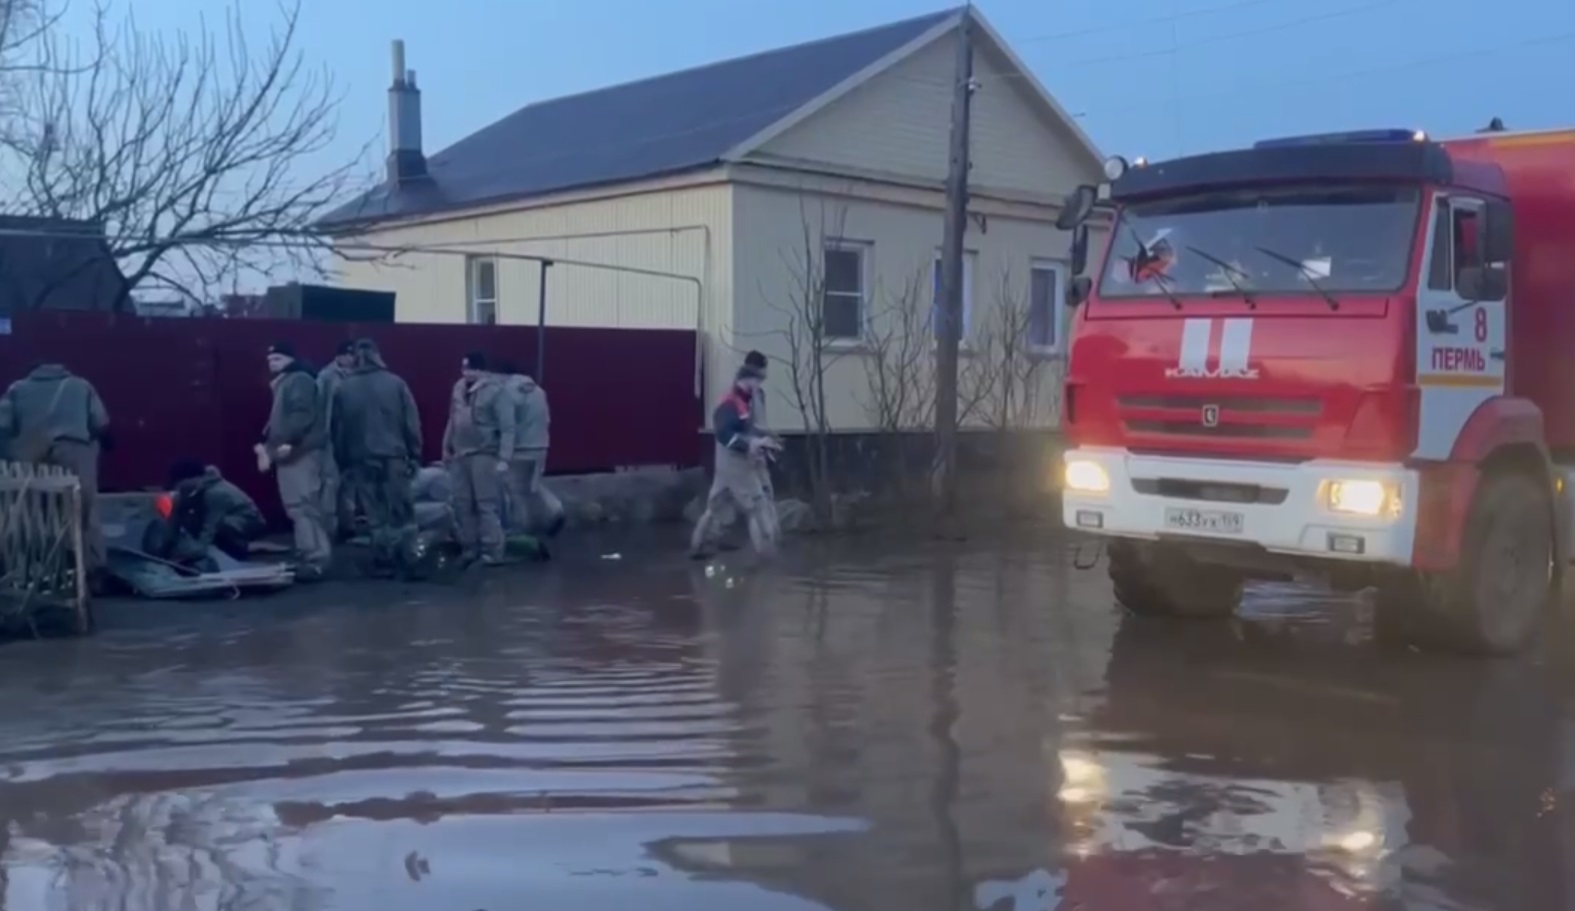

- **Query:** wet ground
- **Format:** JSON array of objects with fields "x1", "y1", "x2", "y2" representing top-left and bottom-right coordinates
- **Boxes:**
[{"x1": 0, "y1": 525, "x2": 1571, "y2": 911}]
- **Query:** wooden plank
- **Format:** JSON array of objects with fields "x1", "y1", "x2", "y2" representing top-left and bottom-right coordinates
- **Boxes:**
[{"x1": 0, "y1": 459, "x2": 90, "y2": 635}]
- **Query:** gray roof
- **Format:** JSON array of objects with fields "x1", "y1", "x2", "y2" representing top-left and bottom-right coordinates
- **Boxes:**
[{"x1": 321, "y1": 8, "x2": 960, "y2": 228}]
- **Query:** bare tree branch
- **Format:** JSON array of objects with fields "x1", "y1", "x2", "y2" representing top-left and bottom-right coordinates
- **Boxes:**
[
  {"x1": 746, "y1": 195, "x2": 855, "y2": 524},
  {"x1": 973, "y1": 266, "x2": 1051, "y2": 431},
  {"x1": 0, "y1": 0, "x2": 373, "y2": 309},
  {"x1": 856, "y1": 263, "x2": 934, "y2": 495}
]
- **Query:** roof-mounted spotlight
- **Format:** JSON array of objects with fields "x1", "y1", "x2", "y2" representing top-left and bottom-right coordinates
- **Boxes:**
[{"x1": 1103, "y1": 155, "x2": 1129, "y2": 181}]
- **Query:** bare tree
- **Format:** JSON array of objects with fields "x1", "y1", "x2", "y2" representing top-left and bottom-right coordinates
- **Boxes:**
[
  {"x1": 0, "y1": 0, "x2": 369, "y2": 308},
  {"x1": 757, "y1": 197, "x2": 854, "y2": 525},
  {"x1": 857, "y1": 264, "x2": 934, "y2": 496},
  {"x1": 974, "y1": 267, "x2": 1052, "y2": 431},
  {"x1": 965, "y1": 267, "x2": 1062, "y2": 511}
]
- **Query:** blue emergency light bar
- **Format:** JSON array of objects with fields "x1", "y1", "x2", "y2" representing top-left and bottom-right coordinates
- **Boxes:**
[{"x1": 1253, "y1": 129, "x2": 1427, "y2": 149}]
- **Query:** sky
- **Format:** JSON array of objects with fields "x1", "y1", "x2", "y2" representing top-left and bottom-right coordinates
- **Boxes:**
[
  {"x1": 91, "y1": 0, "x2": 1572, "y2": 173},
  {"x1": 48, "y1": 0, "x2": 1575, "y2": 298}
]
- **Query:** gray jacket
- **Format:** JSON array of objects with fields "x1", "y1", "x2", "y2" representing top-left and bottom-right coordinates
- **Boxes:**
[
  {"x1": 332, "y1": 352, "x2": 422, "y2": 464},
  {"x1": 502, "y1": 373, "x2": 550, "y2": 456},
  {"x1": 316, "y1": 361, "x2": 350, "y2": 434},
  {"x1": 263, "y1": 361, "x2": 326, "y2": 462},
  {"x1": 0, "y1": 363, "x2": 110, "y2": 461},
  {"x1": 442, "y1": 374, "x2": 516, "y2": 461}
]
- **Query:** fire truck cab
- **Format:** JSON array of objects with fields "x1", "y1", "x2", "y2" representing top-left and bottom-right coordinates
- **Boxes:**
[{"x1": 1055, "y1": 125, "x2": 1575, "y2": 655}]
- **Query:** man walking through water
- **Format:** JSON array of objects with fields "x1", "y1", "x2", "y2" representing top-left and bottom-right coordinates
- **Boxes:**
[
  {"x1": 739, "y1": 351, "x2": 779, "y2": 536},
  {"x1": 331, "y1": 338, "x2": 423, "y2": 576},
  {"x1": 689, "y1": 362, "x2": 781, "y2": 559}
]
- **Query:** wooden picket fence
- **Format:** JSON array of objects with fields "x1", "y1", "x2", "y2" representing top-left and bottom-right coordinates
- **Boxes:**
[{"x1": 0, "y1": 460, "x2": 91, "y2": 636}]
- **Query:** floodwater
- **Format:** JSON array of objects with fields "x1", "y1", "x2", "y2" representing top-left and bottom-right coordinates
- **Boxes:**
[{"x1": 0, "y1": 528, "x2": 1571, "y2": 911}]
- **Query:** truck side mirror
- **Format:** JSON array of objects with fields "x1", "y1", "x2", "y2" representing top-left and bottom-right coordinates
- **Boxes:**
[
  {"x1": 1483, "y1": 199, "x2": 1514, "y2": 263},
  {"x1": 1457, "y1": 264, "x2": 1508, "y2": 302},
  {"x1": 1070, "y1": 225, "x2": 1089, "y2": 275},
  {"x1": 1056, "y1": 185, "x2": 1097, "y2": 231},
  {"x1": 1066, "y1": 275, "x2": 1091, "y2": 308}
]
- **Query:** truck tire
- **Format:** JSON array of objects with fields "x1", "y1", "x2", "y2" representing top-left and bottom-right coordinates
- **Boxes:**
[
  {"x1": 1108, "y1": 539, "x2": 1243, "y2": 618},
  {"x1": 1374, "y1": 469, "x2": 1554, "y2": 656}
]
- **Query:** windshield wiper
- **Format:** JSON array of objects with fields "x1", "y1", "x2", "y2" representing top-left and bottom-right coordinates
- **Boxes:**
[
  {"x1": 1124, "y1": 224, "x2": 1183, "y2": 309},
  {"x1": 1149, "y1": 270, "x2": 1183, "y2": 310},
  {"x1": 1185, "y1": 245, "x2": 1256, "y2": 308},
  {"x1": 1254, "y1": 245, "x2": 1339, "y2": 310}
]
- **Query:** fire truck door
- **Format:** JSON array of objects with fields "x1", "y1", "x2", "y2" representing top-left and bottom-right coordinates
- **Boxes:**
[{"x1": 1414, "y1": 194, "x2": 1508, "y2": 459}]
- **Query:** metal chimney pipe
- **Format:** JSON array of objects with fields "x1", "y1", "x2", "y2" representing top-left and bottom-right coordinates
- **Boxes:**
[{"x1": 386, "y1": 39, "x2": 427, "y2": 184}]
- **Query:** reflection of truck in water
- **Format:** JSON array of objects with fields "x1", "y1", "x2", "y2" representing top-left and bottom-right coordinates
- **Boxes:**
[
  {"x1": 1054, "y1": 125, "x2": 1575, "y2": 654},
  {"x1": 1051, "y1": 613, "x2": 1571, "y2": 911}
]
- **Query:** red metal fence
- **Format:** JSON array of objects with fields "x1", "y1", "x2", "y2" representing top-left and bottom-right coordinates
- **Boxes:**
[{"x1": 0, "y1": 312, "x2": 703, "y2": 515}]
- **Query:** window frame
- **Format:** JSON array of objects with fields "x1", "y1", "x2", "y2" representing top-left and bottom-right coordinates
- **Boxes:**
[
  {"x1": 820, "y1": 239, "x2": 871, "y2": 345},
  {"x1": 1028, "y1": 258, "x2": 1068, "y2": 355},
  {"x1": 467, "y1": 255, "x2": 499, "y2": 325},
  {"x1": 930, "y1": 250, "x2": 977, "y2": 343}
]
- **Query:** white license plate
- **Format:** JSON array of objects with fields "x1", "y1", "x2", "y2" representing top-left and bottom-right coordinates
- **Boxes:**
[{"x1": 1163, "y1": 507, "x2": 1244, "y2": 534}]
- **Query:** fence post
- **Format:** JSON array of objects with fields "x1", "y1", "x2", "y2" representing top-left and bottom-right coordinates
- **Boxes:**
[{"x1": 536, "y1": 259, "x2": 553, "y2": 384}]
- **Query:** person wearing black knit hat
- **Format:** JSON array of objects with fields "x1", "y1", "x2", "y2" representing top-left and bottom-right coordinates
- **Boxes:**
[
  {"x1": 260, "y1": 340, "x2": 331, "y2": 579},
  {"x1": 688, "y1": 361, "x2": 781, "y2": 559}
]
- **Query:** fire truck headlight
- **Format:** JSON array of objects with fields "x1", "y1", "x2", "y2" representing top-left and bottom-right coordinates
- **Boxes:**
[
  {"x1": 1326, "y1": 479, "x2": 1398, "y2": 517},
  {"x1": 1064, "y1": 460, "x2": 1110, "y2": 494},
  {"x1": 1102, "y1": 155, "x2": 1129, "y2": 181}
]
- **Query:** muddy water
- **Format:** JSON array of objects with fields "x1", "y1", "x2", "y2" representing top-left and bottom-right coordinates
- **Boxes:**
[{"x1": 0, "y1": 530, "x2": 1570, "y2": 910}]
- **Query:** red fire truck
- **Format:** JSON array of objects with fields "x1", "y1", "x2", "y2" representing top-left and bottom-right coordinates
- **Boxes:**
[{"x1": 1054, "y1": 124, "x2": 1575, "y2": 655}]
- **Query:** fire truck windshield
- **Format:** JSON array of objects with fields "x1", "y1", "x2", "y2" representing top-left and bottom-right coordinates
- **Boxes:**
[{"x1": 1098, "y1": 184, "x2": 1421, "y2": 299}]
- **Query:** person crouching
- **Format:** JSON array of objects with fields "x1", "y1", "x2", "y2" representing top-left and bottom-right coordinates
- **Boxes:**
[
  {"x1": 165, "y1": 458, "x2": 266, "y2": 561},
  {"x1": 689, "y1": 364, "x2": 781, "y2": 559}
]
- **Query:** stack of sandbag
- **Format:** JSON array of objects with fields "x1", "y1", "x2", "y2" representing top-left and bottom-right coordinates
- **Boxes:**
[{"x1": 411, "y1": 463, "x2": 454, "y2": 533}]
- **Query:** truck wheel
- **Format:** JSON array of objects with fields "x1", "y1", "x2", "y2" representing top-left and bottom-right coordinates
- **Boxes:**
[
  {"x1": 1108, "y1": 539, "x2": 1243, "y2": 618},
  {"x1": 1375, "y1": 469, "x2": 1554, "y2": 655}
]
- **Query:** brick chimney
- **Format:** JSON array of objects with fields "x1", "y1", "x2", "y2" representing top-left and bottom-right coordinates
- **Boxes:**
[{"x1": 386, "y1": 40, "x2": 428, "y2": 185}]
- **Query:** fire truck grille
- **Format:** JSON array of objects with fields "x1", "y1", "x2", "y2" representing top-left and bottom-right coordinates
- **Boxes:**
[{"x1": 1118, "y1": 395, "x2": 1321, "y2": 440}]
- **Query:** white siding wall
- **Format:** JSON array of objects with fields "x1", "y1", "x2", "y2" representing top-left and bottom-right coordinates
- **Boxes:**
[
  {"x1": 732, "y1": 181, "x2": 1080, "y2": 433},
  {"x1": 751, "y1": 32, "x2": 1094, "y2": 200},
  {"x1": 332, "y1": 181, "x2": 733, "y2": 339}
]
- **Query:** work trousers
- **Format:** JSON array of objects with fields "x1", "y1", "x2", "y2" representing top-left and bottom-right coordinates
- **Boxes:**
[
  {"x1": 690, "y1": 453, "x2": 777, "y2": 556},
  {"x1": 343, "y1": 457, "x2": 416, "y2": 569},
  {"x1": 40, "y1": 439, "x2": 103, "y2": 570},
  {"x1": 506, "y1": 451, "x2": 564, "y2": 534},
  {"x1": 452, "y1": 453, "x2": 506, "y2": 559},
  {"x1": 276, "y1": 449, "x2": 333, "y2": 569}
]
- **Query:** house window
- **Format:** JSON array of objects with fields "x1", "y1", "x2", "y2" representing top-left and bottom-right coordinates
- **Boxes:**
[
  {"x1": 821, "y1": 242, "x2": 866, "y2": 341},
  {"x1": 467, "y1": 256, "x2": 498, "y2": 325},
  {"x1": 1029, "y1": 261, "x2": 1065, "y2": 352},
  {"x1": 931, "y1": 252, "x2": 975, "y2": 340}
]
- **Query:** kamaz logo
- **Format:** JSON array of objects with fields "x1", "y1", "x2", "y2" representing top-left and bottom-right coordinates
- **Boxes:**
[
  {"x1": 1167, "y1": 317, "x2": 1260, "y2": 381},
  {"x1": 1166, "y1": 366, "x2": 1261, "y2": 379}
]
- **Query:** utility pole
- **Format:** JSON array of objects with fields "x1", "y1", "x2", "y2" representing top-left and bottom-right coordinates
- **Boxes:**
[{"x1": 933, "y1": 9, "x2": 974, "y2": 520}]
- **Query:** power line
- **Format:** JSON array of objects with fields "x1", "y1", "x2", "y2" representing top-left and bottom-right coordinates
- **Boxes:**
[
  {"x1": 1054, "y1": 0, "x2": 1402, "y2": 69},
  {"x1": 1008, "y1": 0, "x2": 1317, "y2": 44},
  {"x1": 1076, "y1": 30, "x2": 1575, "y2": 120},
  {"x1": 1, "y1": 29, "x2": 1566, "y2": 229}
]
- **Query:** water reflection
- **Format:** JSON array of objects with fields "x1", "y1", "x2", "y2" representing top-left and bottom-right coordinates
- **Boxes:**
[{"x1": 0, "y1": 532, "x2": 1568, "y2": 910}]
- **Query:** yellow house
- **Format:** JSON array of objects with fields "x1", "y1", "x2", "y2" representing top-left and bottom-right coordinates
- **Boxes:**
[{"x1": 321, "y1": 6, "x2": 1104, "y2": 434}]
